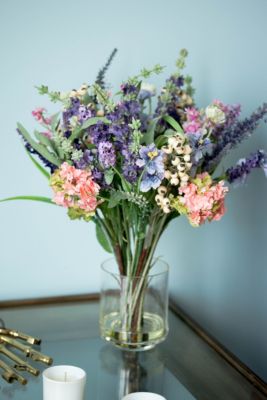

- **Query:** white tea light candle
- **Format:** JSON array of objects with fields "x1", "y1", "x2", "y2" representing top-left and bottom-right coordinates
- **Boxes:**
[
  {"x1": 43, "y1": 365, "x2": 86, "y2": 400},
  {"x1": 122, "y1": 393, "x2": 166, "y2": 400}
]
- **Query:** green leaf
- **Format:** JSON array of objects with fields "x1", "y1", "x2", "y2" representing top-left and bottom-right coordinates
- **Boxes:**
[
  {"x1": 69, "y1": 126, "x2": 81, "y2": 143},
  {"x1": 85, "y1": 143, "x2": 96, "y2": 150},
  {"x1": 35, "y1": 85, "x2": 49, "y2": 95},
  {"x1": 17, "y1": 123, "x2": 61, "y2": 166},
  {"x1": 104, "y1": 169, "x2": 114, "y2": 185},
  {"x1": 33, "y1": 130, "x2": 56, "y2": 152},
  {"x1": 121, "y1": 178, "x2": 131, "y2": 192},
  {"x1": 50, "y1": 112, "x2": 60, "y2": 131},
  {"x1": 155, "y1": 135, "x2": 167, "y2": 147},
  {"x1": 164, "y1": 128, "x2": 176, "y2": 137},
  {"x1": 82, "y1": 116, "x2": 110, "y2": 130},
  {"x1": 163, "y1": 115, "x2": 184, "y2": 135},
  {"x1": 108, "y1": 191, "x2": 124, "y2": 208},
  {"x1": 0, "y1": 196, "x2": 55, "y2": 205},
  {"x1": 69, "y1": 117, "x2": 110, "y2": 142},
  {"x1": 144, "y1": 117, "x2": 160, "y2": 145},
  {"x1": 95, "y1": 221, "x2": 112, "y2": 253},
  {"x1": 26, "y1": 150, "x2": 50, "y2": 179}
]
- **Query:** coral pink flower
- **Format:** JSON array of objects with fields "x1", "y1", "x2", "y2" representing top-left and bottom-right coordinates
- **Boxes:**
[
  {"x1": 51, "y1": 162, "x2": 100, "y2": 214},
  {"x1": 177, "y1": 173, "x2": 228, "y2": 226}
]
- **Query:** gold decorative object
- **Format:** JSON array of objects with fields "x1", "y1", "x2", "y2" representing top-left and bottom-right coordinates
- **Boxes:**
[{"x1": 0, "y1": 327, "x2": 53, "y2": 385}]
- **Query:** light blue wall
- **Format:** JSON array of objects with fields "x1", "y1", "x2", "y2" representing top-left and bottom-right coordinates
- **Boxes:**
[{"x1": 0, "y1": 0, "x2": 267, "y2": 381}]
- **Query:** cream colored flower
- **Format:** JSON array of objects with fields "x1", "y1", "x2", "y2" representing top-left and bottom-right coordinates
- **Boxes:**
[
  {"x1": 177, "y1": 163, "x2": 185, "y2": 172},
  {"x1": 183, "y1": 154, "x2": 191, "y2": 162},
  {"x1": 205, "y1": 104, "x2": 226, "y2": 124},
  {"x1": 168, "y1": 137, "x2": 179, "y2": 148},
  {"x1": 77, "y1": 84, "x2": 88, "y2": 97},
  {"x1": 162, "y1": 146, "x2": 172, "y2": 154},
  {"x1": 176, "y1": 146, "x2": 185, "y2": 155},
  {"x1": 170, "y1": 173, "x2": 179, "y2": 186},
  {"x1": 185, "y1": 162, "x2": 192, "y2": 169},
  {"x1": 164, "y1": 170, "x2": 172, "y2": 180},
  {"x1": 155, "y1": 194, "x2": 163, "y2": 205},
  {"x1": 70, "y1": 90, "x2": 79, "y2": 98},
  {"x1": 184, "y1": 145, "x2": 192, "y2": 154},
  {"x1": 180, "y1": 174, "x2": 189, "y2": 183},
  {"x1": 171, "y1": 157, "x2": 180, "y2": 166},
  {"x1": 140, "y1": 82, "x2": 156, "y2": 96},
  {"x1": 155, "y1": 194, "x2": 171, "y2": 213},
  {"x1": 158, "y1": 186, "x2": 167, "y2": 195}
]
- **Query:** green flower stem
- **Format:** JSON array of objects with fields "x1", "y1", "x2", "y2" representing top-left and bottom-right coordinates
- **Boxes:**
[
  {"x1": 130, "y1": 214, "x2": 167, "y2": 317},
  {"x1": 122, "y1": 205, "x2": 132, "y2": 274}
]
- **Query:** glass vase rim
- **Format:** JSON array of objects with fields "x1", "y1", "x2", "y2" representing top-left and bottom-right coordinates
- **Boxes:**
[{"x1": 101, "y1": 257, "x2": 169, "y2": 278}]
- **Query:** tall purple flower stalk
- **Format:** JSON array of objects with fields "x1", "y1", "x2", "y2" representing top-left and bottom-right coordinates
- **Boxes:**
[
  {"x1": 98, "y1": 141, "x2": 116, "y2": 168},
  {"x1": 17, "y1": 128, "x2": 57, "y2": 173},
  {"x1": 226, "y1": 149, "x2": 267, "y2": 185},
  {"x1": 203, "y1": 103, "x2": 267, "y2": 172}
]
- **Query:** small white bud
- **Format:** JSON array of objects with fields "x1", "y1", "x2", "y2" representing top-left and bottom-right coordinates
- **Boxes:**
[
  {"x1": 184, "y1": 145, "x2": 192, "y2": 154},
  {"x1": 168, "y1": 137, "x2": 178, "y2": 148},
  {"x1": 158, "y1": 186, "x2": 167, "y2": 195},
  {"x1": 186, "y1": 162, "x2": 192, "y2": 169},
  {"x1": 170, "y1": 173, "x2": 179, "y2": 186},
  {"x1": 171, "y1": 157, "x2": 180, "y2": 166},
  {"x1": 155, "y1": 194, "x2": 163, "y2": 205},
  {"x1": 184, "y1": 154, "x2": 191, "y2": 162},
  {"x1": 180, "y1": 174, "x2": 189, "y2": 182},
  {"x1": 162, "y1": 146, "x2": 172, "y2": 154},
  {"x1": 164, "y1": 170, "x2": 172, "y2": 179},
  {"x1": 178, "y1": 164, "x2": 185, "y2": 172}
]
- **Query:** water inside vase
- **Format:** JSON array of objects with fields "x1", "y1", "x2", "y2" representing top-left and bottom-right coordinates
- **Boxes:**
[{"x1": 100, "y1": 311, "x2": 167, "y2": 351}]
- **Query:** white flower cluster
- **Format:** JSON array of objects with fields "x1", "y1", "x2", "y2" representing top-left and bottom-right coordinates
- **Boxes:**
[
  {"x1": 162, "y1": 135, "x2": 192, "y2": 185},
  {"x1": 155, "y1": 186, "x2": 171, "y2": 213},
  {"x1": 155, "y1": 135, "x2": 192, "y2": 213},
  {"x1": 59, "y1": 84, "x2": 89, "y2": 102},
  {"x1": 205, "y1": 104, "x2": 226, "y2": 125},
  {"x1": 69, "y1": 84, "x2": 88, "y2": 99}
]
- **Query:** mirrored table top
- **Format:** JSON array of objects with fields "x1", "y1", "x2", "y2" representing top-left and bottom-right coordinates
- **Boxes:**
[{"x1": 0, "y1": 300, "x2": 266, "y2": 400}]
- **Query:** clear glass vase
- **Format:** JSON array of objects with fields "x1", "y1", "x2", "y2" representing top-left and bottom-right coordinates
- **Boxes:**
[{"x1": 99, "y1": 258, "x2": 169, "y2": 351}]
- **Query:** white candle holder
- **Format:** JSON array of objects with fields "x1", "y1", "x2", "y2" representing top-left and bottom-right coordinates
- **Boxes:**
[
  {"x1": 122, "y1": 393, "x2": 166, "y2": 400},
  {"x1": 43, "y1": 365, "x2": 86, "y2": 400}
]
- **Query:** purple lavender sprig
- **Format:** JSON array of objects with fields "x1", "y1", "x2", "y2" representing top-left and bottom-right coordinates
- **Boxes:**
[
  {"x1": 17, "y1": 128, "x2": 57, "y2": 173},
  {"x1": 203, "y1": 103, "x2": 267, "y2": 172},
  {"x1": 98, "y1": 141, "x2": 116, "y2": 168},
  {"x1": 226, "y1": 149, "x2": 267, "y2": 185},
  {"x1": 95, "y1": 48, "x2": 118, "y2": 89}
]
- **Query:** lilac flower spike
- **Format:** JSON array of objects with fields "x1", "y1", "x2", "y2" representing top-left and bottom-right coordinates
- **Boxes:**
[
  {"x1": 226, "y1": 150, "x2": 267, "y2": 185},
  {"x1": 98, "y1": 141, "x2": 116, "y2": 168},
  {"x1": 136, "y1": 144, "x2": 165, "y2": 192}
]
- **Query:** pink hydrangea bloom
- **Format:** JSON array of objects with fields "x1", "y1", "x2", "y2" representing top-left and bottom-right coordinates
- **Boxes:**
[
  {"x1": 32, "y1": 107, "x2": 52, "y2": 125},
  {"x1": 183, "y1": 107, "x2": 202, "y2": 134},
  {"x1": 185, "y1": 107, "x2": 200, "y2": 121},
  {"x1": 51, "y1": 162, "x2": 100, "y2": 214},
  {"x1": 182, "y1": 101, "x2": 241, "y2": 137},
  {"x1": 177, "y1": 172, "x2": 228, "y2": 226},
  {"x1": 183, "y1": 120, "x2": 202, "y2": 134}
]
